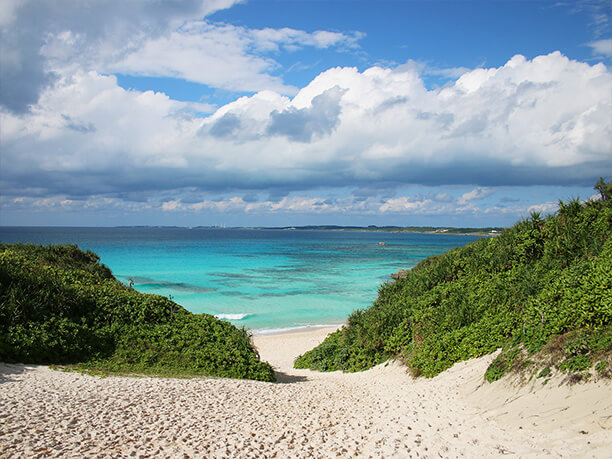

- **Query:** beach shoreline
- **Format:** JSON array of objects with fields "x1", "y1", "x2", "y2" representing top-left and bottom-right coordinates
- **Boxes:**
[
  {"x1": 1, "y1": 326, "x2": 610, "y2": 457},
  {"x1": 251, "y1": 323, "x2": 344, "y2": 337}
]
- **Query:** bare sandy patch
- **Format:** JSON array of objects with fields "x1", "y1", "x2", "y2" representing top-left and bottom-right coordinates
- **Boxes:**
[{"x1": 0, "y1": 326, "x2": 610, "y2": 457}]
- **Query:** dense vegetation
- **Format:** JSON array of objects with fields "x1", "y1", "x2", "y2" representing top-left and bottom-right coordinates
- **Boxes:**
[
  {"x1": 296, "y1": 181, "x2": 612, "y2": 382},
  {"x1": 0, "y1": 244, "x2": 274, "y2": 381}
]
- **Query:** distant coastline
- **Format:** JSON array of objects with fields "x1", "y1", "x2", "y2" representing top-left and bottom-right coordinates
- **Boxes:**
[
  {"x1": 108, "y1": 224, "x2": 503, "y2": 237},
  {"x1": 1, "y1": 225, "x2": 503, "y2": 237},
  {"x1": 258, "y1": 225, "x2": 502, "y2": 237}
]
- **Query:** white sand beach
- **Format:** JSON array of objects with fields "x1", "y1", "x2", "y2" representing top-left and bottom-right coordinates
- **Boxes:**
[{"x1": 1, "y1": 326, "x2": 610, "y2": 458}]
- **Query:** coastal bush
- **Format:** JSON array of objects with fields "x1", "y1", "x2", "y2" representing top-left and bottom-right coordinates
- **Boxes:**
[
  {"x1": 0, "y1": 243, "x2": 274, "y2": 381},
  {"x1": 295, "y1": 180, "x2": 612, "y2": 381}
]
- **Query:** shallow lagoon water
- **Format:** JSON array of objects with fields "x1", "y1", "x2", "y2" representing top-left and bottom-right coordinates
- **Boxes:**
[{"x1": 0, "y1": 227, "x2": 479, "y2": 331}]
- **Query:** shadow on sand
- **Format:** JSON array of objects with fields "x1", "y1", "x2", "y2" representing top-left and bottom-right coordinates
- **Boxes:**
[
  {"x1": 0, "y1": 363, "x2": 29, "y2": 384},
  {"x1": 274, "y1": 371, "x2": 309, "y2": 384}
]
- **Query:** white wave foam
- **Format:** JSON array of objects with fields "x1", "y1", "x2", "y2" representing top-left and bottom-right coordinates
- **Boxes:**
[{"x1": 215, "y1": 313, "x2": 251, "y2": 320}]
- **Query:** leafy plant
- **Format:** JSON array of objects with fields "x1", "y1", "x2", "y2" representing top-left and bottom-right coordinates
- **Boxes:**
[
  {"x1": 595, "y1": 361, "x2": 608, "y2": 374},
  {"x1": 0, "y1": 243, "x2": 274, "y2": 382},
  {"x1": 537, "y1": 366, "x2": 551, "y2": 378},
  {"x1": 296, "y1": 180, "x2": 612, "y2": 382}
]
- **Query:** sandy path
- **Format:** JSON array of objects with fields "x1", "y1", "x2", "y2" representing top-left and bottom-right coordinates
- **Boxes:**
[{"x1": 1, "y1": 326, "x2": 610, "y2": 458}]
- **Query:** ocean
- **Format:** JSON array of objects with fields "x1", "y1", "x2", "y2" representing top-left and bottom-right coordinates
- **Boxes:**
[{"x1": 0, "y1": 227, "x2": 479, "y2": 332}]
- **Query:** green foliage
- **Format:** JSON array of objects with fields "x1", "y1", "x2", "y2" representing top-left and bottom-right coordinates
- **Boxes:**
[
  {"x1": 553, "y1": 328, "x2": 612, "y2": 376},
  {"x1": 595, "y1": 177, "x2": 612, "y2": 201},
  {"x1": 296, "y1": 183, "x2": 612, "y2": 382},
  {"x1": 294, "y1": 330, "x2": 349, "y2": 371},
  {"x1": 595, "y1": 361, "x2": 608, "y2": 374},
  {"x1": 0, "y1": 243, "x2": 274, "y2": 381},
  {"x1": 559, "y1": 355, "x2": 592, "y2": 373},
  {"x1": 484, "y1": 348, "x2": 521, "y2": 383},
  {"x1": 537, "y1": 366, "x2": 551, "y2": 378}
]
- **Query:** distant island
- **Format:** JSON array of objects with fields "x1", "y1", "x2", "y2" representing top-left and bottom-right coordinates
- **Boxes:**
[
  {"x1": 113, "y1": 225, "x2": 503, "y2": 236},
  {"x1": 254, "y1": 225, "x2": 503, "y2": 236}
]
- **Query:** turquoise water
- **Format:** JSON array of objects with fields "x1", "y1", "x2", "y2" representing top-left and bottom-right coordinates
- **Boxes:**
[{"x1": 0, "y1": 227, "x2": 479, "y2": 332}]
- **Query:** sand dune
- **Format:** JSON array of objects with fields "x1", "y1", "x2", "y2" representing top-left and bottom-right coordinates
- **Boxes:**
[{"x1": 1, "y1": 327, "x2": 610, "y2": 457}]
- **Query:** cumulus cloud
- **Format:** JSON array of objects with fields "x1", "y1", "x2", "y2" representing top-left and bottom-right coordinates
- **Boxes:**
[
  {"x1": 1, "y1": 52, "x2": 611, "y2": 220},
  {"x1": 379, "y1": 197, "x2": 433, "y2": 213},
  {"x1": 431, "y1": 192, "x2": 454, "y2": 203},
  {"x1": 209, "y1": 113, "x2": 242, "y2": 138},
  {"x1": 267, "y1": 87, "x2": 346, "y2": 142},
  {"x1": 0, "y1": 0, "x2": 241, "y2": 113},
  {"x1": 0, "y1": 0, "x2": 363, "y2": 113},
  {"x1": 6, "y1": 190, "x2": 552, "y2": 222}
]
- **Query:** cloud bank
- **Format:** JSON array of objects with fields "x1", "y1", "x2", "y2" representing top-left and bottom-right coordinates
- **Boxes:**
[
  {"x1": 1, "y1": 1, "x2": 610, "y2": 224},
  {"x1": 2, "y1": 52, "x2": 610, "y2": 202}
]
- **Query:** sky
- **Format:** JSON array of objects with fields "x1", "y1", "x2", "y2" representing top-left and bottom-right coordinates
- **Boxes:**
[{"x1": 0, "y1": 0, "x2": 611, "y2": 228}]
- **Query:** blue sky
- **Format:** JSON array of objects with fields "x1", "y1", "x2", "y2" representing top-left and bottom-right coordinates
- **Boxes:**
[
  {"x1": 117, "y1": 1, "x2": 607, "y2": 104},
  {"x1": 1, "y1": 0, "x2": 610, "y2": 227}
]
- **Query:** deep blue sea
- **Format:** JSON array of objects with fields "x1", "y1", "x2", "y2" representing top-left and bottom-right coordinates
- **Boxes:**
[{"x1": 0, "y1": 227, "x2": 479, "y2": 332}]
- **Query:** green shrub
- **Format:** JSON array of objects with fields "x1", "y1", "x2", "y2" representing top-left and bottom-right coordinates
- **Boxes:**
[
  {"x1": 0, "y1": 243, "x2": 274, "y2": 381},
  {"x1": 296, "y1": 182, "x2": 612, "y2": 381}
]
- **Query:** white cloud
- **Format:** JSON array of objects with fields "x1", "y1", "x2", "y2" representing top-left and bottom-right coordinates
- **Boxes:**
[
  {"x1": 139, "y1": 194, "x2": 468, "y2": 216},
  {"x1": 1, "y1": 71, "x2": 202, "y2": 179},
  {"x1": 3, "y1": 1, "x2": 606, "y2": 227},
  {"x1": 527, "y1": 202, "x2": 559, "y2": 215},
  {"x1": 432, "y1": 192, "x2": 454, "y2": 203},
  {"x1": 457, "y1": 188, "x2": 493, "y2": 205},
  {"x1": 588, "y1": 38, "x2": 612, "y2": 58},
  {"x1": 249, "y1": 28, "x2": 364, "y2": 52},
  {"x1": 0, "y1": 0, "x2": 243, "y2": 112},
  {"x1": 161, "y1": 196, "x2": 344, "y2": 214},
  {"x1": 7, "y1": 6, "x2": 364, "y2": 110},
  {"x1": 0, "y1": 189, "x2": 588, "y2": 225},
  {"x1": 103, "y1": 22, "x2": 362, "y2": 94},
  {"x1": 2, "y1": 52, "x2": 611, "y2": 216},
  {"x1": 104, "y1": 22, "x2": 292, "y2": 95},
  {"x1": 379, "y1": 197, "x2": 433, "y2": 213},
  {"x1": 426, "y1": 65, "x2": 472, "y2": 79},
  {"x1": 1, "y1": 0, "x2": 363, "y2": 115}
]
